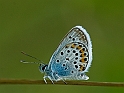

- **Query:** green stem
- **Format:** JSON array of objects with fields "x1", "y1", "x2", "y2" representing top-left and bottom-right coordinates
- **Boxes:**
[{"x1": 0, "y1": 79, "x2": 124, "y2": 87}]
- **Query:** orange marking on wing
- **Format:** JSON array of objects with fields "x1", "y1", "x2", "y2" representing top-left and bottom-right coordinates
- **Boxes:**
[
  {"x1": 65, "y1": 44, "x2": 70, "y2": 48},
  {"x1": 80, "y1": 53, "x2": 85, "y2": 57},
  {"x1": 82, "y1": 35, "x2": 85, "y2": 40},
  {"x1": 79, "y1": 49, "x2": 84, "y2": 53},
  {"x1": 80, "y1": 58, "x2": 86, "y2": 63},
  {"x1": 79, "y1": 65, "x2": 83, "y2": 71},
  {"x1": 76, "y1": 46, "x2": 82, "y2": 50},
  {"x1": 71, "y1": 44, "x2": 76, "y2": 48}
]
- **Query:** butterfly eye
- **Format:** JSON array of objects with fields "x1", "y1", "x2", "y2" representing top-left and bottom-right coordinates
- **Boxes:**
[{"x1": 40, "y1": 65, "x2": 48, "y2": 72}]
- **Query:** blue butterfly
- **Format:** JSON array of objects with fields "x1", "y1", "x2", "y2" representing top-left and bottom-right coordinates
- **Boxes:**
[{"x1": 21, "y1": 26, "x2": 92, "y2": 84}]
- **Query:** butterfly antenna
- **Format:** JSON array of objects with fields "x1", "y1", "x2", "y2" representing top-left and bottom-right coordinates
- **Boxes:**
[
  {"x1": 21, "y1": 51, "x2": 44, "y2": 64},
  {"x1": 20, "y1": 60, "x2": 40, "y2": 64}
]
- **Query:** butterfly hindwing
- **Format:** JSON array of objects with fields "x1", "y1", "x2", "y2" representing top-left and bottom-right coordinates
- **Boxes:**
[{"x1": 51, "y1": 42, "x2": 89, "y2": 78}]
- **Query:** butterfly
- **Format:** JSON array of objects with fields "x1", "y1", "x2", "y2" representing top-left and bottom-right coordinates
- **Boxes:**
[{"x1": 21, "y1": 26, "x2": 92, "y2": 84}]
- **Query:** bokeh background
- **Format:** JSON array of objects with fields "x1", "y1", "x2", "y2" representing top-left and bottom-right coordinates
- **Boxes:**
[{"x1": 0, "y1": 0, "x2": 124, "y2": 93}]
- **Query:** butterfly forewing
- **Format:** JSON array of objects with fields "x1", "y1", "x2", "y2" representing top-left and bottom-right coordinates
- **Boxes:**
[{"x1": 51, "y1": 26, "x2": 91, "y2": 56}]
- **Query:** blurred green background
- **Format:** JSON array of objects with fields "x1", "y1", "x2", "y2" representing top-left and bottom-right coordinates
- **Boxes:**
[{"x1": 0, "y1": 0, "x2": 124, "y2": 92}]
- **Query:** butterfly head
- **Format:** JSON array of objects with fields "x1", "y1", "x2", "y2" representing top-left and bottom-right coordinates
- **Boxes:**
[{"x1": 39, "y1": 64, "x2": 48, "y2": 73}]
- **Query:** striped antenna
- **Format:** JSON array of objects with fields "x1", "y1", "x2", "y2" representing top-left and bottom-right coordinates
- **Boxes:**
[
  {"x1": 20, "y1": 60, "x2": 40, "y2": 64},
  {"x1": 21, "y1": 51, "x2": 44, "y2": 64}
]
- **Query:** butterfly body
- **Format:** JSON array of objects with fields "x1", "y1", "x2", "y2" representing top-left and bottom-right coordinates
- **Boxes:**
[{"x1": 39, "y1": 26, "x2": 92, "y2": 83}]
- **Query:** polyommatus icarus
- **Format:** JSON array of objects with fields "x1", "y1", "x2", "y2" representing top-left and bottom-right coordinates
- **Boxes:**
[{"x1": 21, "y1": 26, "x2": 92, "y2": 84}]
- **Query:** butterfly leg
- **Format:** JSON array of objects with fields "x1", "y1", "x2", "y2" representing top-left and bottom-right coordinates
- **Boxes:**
[
  {"x1": 62, "y1": 79, "x2": 67, "y2": 84},
  {"x1": 56, "y1": 74, "x2": 67, "y2": 84},
  {"x1": 48, "y1": 76, "x2": 54, "y2": 84},
  {"x1": 43, "y1": 76, "x2": 48, "y2": 84},
  {"x1": 43, "y1": 76, "x2": 54, "y2": 84}
]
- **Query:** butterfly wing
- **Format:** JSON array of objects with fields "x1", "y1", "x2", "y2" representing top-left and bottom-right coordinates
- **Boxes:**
[{"x1": 48, "y1": 26, "x2": 92, "y2": 80}]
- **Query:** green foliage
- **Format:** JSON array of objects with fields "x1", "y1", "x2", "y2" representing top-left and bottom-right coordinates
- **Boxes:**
[{"x1": 0, "y1": 0, "x2": 124, "y2": 93}]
